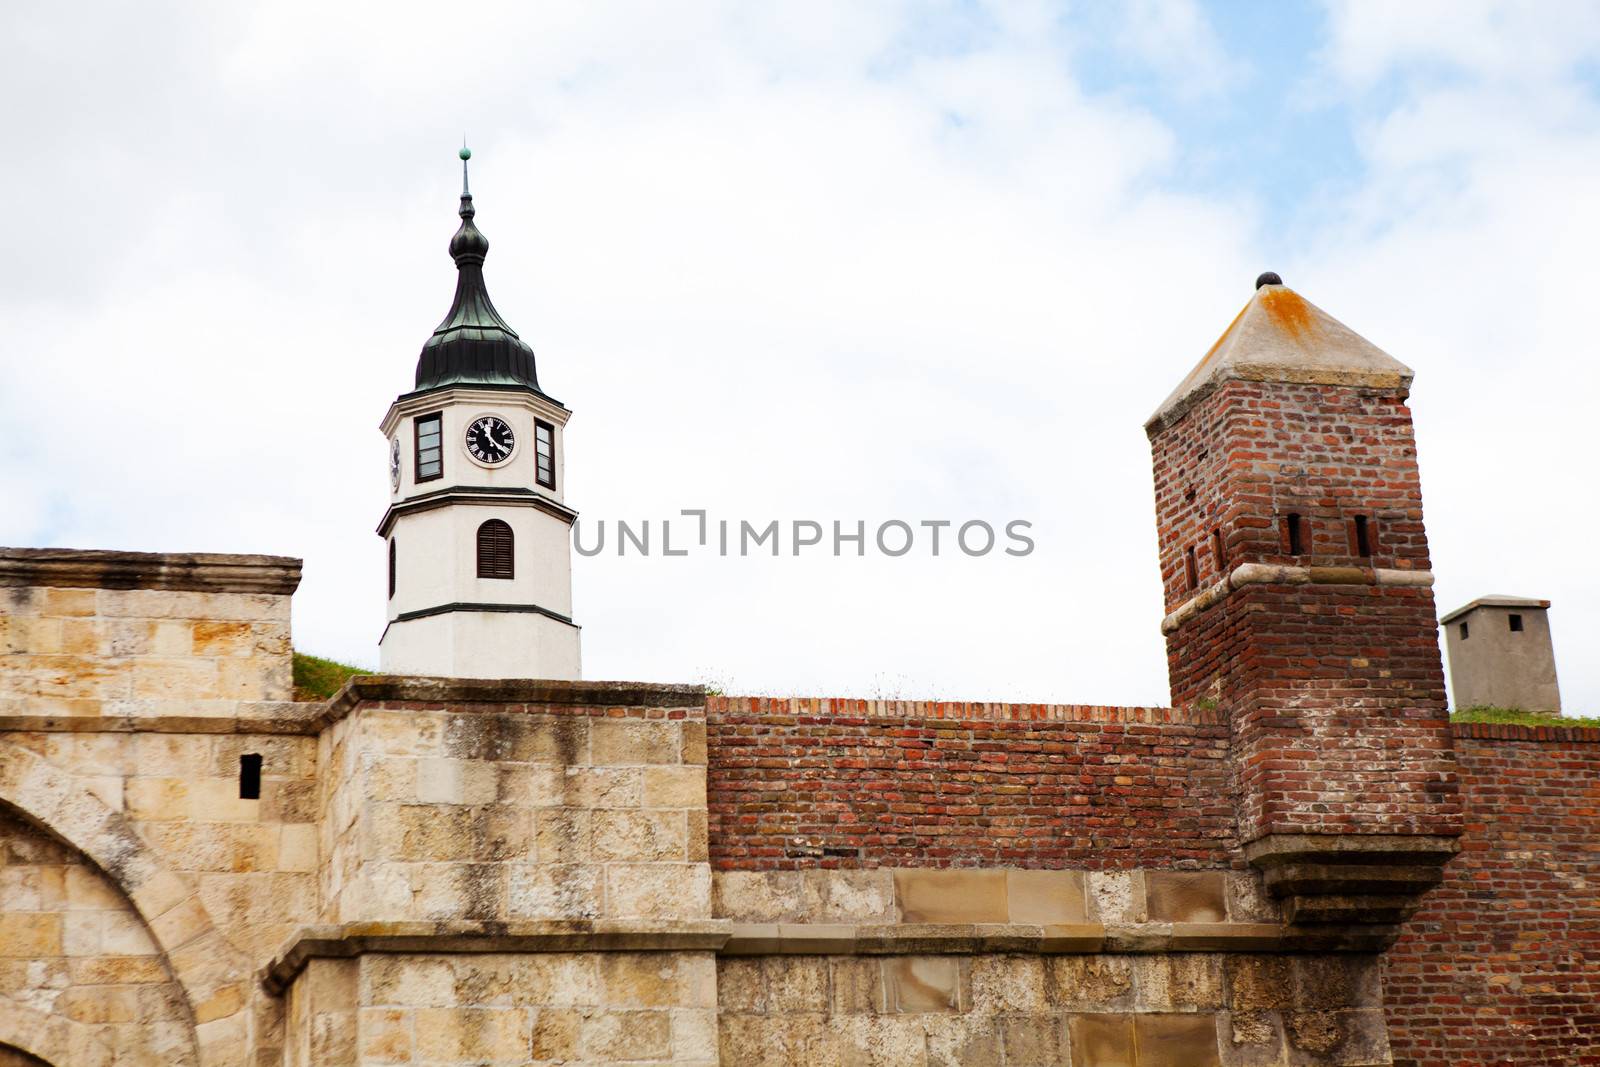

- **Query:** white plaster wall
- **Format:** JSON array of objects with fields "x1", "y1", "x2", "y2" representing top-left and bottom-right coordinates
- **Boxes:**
[
  {"x1": 383, "y1": 388, "x2": 569, "y2": 506},
  {"x1": 379, "y1": 609, "x2": 580, "y2": 679},
  {"x1": 387, "y1": 505, "x2": 572, "y2": 621}
]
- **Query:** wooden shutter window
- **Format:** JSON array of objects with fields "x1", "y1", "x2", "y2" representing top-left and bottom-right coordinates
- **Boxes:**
[{"x1": 477, "y1": 520, "x2": 514, "y2": 579}]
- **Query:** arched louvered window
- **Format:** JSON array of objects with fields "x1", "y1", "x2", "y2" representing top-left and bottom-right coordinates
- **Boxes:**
[{"x1": 477, "y1": 520, "x2": 514, "y2": 579}]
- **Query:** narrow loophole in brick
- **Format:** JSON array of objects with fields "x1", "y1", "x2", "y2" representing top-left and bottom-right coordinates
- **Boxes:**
[
  {"x1": 1184, "y1": 546, "x2": 1198, "y2": 591},
  {"x1": 1284, "y1": 513, "x2": 1304, "y2": 555},
  {"x1": 1211, "y1": 528, "x2": 1225, "y2": 572},
  {"x1": 239, "y1": 753, "x2": 262, "y2": 800},
  {"x1": 1352, "y1": 515, "x2": 1372, "y2": 557}
]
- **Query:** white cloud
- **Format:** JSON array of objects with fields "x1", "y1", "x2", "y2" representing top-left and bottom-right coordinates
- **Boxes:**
[{"x1": 1, "y1": 1, "x2": 1594, "y2": 713}]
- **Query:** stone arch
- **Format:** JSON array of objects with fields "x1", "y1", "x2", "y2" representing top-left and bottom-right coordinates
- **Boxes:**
[
  {"x1": 0, "y1": 998, "x2": 113, "y2": 1067},
  {"x1": 0, "y1": 742, "x2": 252, "y2": 1067}
]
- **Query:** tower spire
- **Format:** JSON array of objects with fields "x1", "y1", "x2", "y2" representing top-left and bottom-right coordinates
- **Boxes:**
[{"x1": 412, "y1": 146, "x2": 543, "y2": 393}]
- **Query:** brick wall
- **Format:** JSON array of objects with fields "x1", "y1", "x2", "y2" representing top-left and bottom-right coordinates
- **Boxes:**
[
  {"x1": 705, "y1": 697, "x2": 1237, "y2": 870},
  {"x1": 1150, "y1": 379, "x2": 1459, "y2": 845},
  {"x1": 1385, "y1": 723, "x2": 1600, "y2": 1066}
]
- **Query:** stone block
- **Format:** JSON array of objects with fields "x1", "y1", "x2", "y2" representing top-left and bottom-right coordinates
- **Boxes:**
[
  {"x1": 192, "y1": 621, "x2": 254, "y2": 656},
  {"x1": 1228, "y1": 956, "x2": 1294, "y2": 1012},
  {"x1": 363, "y1": 957, "x2": 454, "y2": 1007},
  {"x1": 1048, "y1": 955, "x2": 1134, "y2": 1010},
  {"x1": 531, "y1": 1008, "x2": 582, "y2": 1060},
  {"x1": 590, "y1": 719, "x2": 682, "y2": 766},
  {"x1": 717, "y1": 959, "x2": 767, "y2": 1013},
  {"x1": 671, "y1": 1007, "x2": 720, "y2": 1061},
  {"x1": 581, "y1": 1008, "x2": 671, "y2": 1060},
  {"x1": 598, "y1": 953, "x2": 701, "y2": 1009},
  {"x1": 641, "y1": 765, "x2": 705, "y2": 808},
  {"x1": 604, "y1": 863, "x2": 711, "y2": 920},
  {"x1": 593, "y1": 809, "x2": 688, "y2": 862},
  {"x1": 1068, "y1": 1013, "x2": 1135, "y2": 1067},
  {"x1": 764, "y1": 957, "x2": 829, "y2": 1013},
  {"x1": 187, "y1": 778, "x2": 261, "y2": 823},
  {"x1": 831, "y1": 958, "x2": 886, "y2": 1015},
  {"x1": 1006, "y1": 869, "x2": 1086, "y2": 924},
  {"x1": 1138, "y1": 1013, "x2": 1222, "y2": 1067},
  {"x1": 357, "y1": 1007, "x2": 412, "y2": 1063},
  {"x1": 1135, "y1": 953, "x2": 1225, "y2": 1012},
  {"x1": 1001, "y1": 1015, "x2": 1067, "y2": 1066},
  {"x1": 506, "y1": 864, "x2": 601, "y2": 920},
  {"x1": 885, "y1": 956, "x2": 963, "y2": 1013},
  {"x1": 279, "y1": 825, "x2": 318, "y2": 873},
  {"x1": 1286, "y1": 1008, "x2": 1389, "y2": 1065},
  {"x1": 968, "y1": 955, "x2": 1048, "y2": 1013},
  {"x1": 1220, "y1": 1011, "x2": 1288, "y2": 1067},
  {"x1": 1087, "y1": 870, "x2": 1148, "y2": 924},
  {"x1": 1147, "y1": 870, "x2": 1227, "y2": 923},
  {"x1": 414, "y1": 1006, "x2": 531, "y2": 1061},
  {"x1": 803, "y1": 868, "x2": 896, "y2": 923},
  {"x1": 564, "y1": 767, "x2": 643, "y2": 808},
  {"x1": 534, "y1": 808, "x2": 591, "y2": 862},
  {"x1": 125, "y1": 777, "x2": 190, "y2": 822},
  {"x1": 894, "y1": 868, "x2": 1007, "y2": 923}
]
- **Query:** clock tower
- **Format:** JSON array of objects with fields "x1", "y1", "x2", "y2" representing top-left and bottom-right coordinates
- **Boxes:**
[{"x1": 377, "y1": 149, "x2": 581, "y2": 679}]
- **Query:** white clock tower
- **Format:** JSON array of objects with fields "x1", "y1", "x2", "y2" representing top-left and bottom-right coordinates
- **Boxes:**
[{"x1": 377, "y1": 149, "x2": 580, "y2": 679}]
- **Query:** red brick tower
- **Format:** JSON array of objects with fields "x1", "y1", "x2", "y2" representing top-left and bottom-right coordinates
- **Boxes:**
[{"x1": 1146, "y1": 274, "x2": 1461, "y2": 927}]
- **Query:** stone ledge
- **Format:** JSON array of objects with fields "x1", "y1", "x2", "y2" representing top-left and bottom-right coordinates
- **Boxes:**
[
  {"x1": 718, "y1": 920, "x2": 1387, "y2": 956},
  {"x1": 1160, "y1": 562, "x2": 1435, "y2": 634},
  {"x1": 0, "y1": 547, "x2": 302, "y2": 594},
  {"x1": 1244, "y1": 833, "x2": 1459, "y2": 928},
  {"x1": 261, "y1": 920, "x2": 733, "y2": 994},
  {"x1": 0, "y1": 701, "x2": 321, "y2": 735},
  {"x1": 324, "y1": 675, "x2": 708, "y2": 721}
]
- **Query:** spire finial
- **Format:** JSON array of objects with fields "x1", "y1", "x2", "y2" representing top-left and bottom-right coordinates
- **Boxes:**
[{"x1": 460, "y1": 140, "x2": 472, "y2": 196}]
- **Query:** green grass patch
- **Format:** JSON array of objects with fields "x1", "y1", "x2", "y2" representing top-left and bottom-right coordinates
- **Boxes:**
[
  {"x1": 1451, "y1": 705, "x2": 1600, "y2": 729},
  {"x1": 292, "y1": 652, "x2": 369, "y2": 702}
]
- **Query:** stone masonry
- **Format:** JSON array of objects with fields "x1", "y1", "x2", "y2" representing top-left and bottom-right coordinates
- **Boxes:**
[{"x1": 2, "y1": 281, "x2": 1597, "y2": 1065}]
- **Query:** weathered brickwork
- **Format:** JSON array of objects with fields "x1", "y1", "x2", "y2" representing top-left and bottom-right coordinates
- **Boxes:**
[
  {"x1": 705, "y1": 698, "x2": 1236, "y2": 870},
  {"x1": 1385, "y1": 724, "x2": 1600, "y2": 1066},
  {"x1": 1151, "y1": 378, "x2": 1459, "y2": 845}
]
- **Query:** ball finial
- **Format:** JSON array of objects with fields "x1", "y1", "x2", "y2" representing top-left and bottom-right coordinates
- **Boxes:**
[
  {"x1": 459, "y1": 146, "x2": 472, "y2": 161},
  {"x1": 1256, "y1": 271, "x2": 1282, "y2": 289}
]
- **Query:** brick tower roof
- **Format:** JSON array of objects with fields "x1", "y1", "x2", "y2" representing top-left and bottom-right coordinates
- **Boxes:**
[{"x1": 1146, "y1": 280, "x2": 1413, "y2": 434}]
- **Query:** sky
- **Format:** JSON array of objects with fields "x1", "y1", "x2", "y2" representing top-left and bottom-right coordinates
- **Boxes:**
[{"x1": 3, "y1": 1, "x2": 1598, "y2": 710}]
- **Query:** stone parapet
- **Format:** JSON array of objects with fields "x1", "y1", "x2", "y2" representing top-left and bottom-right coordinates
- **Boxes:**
[{"x1": 0, "y1": 547, "x2": 301, "y2": 717}]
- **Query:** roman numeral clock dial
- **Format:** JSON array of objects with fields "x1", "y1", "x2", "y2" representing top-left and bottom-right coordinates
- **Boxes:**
[{"x1": 466, "y1": 415, "x2": 515, "y2": 464}]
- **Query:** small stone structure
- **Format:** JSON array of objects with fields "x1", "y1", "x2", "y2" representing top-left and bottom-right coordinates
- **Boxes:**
[
  {"x1": 2, "y1": 278, "x2": 1596, "y2": 1066},
  {"x1": 1440, "y1": 596, "x2": 1561, "y2": 712}
]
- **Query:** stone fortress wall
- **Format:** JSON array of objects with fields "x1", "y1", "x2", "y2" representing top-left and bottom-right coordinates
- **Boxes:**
[
  {"x1": 3, "y1": 281, "x2": 1598, "y2": 1066},
  {"x1": 1, "y1": 551, "x2": 1594, "y2": 1065}
]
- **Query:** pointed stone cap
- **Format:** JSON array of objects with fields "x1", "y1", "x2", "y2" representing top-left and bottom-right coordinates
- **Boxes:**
[{"x1": 1145, "y1": 281, "x2": 1413, "y2": 436}]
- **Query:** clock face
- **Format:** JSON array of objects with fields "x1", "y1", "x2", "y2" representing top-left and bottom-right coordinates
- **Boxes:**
[
  {"x1": 389, "y1": 437, "x2": 401, "y2": 490},
  {"x1": 466, "y1": 416, "x2": 515, "y2": 465}
]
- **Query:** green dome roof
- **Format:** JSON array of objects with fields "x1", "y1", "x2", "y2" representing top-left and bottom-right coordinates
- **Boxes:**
[{"x1": 414, "y1": 158, "x2": 542, "y2": 393}]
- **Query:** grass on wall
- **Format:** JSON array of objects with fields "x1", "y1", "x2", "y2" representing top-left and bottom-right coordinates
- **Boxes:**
[
  {"x1": 292, "y1": 652, "x2": 369, "y2": 702},
  {"x1": 1451, "y1": 705, "x2": 1600, "y2": 729}
]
